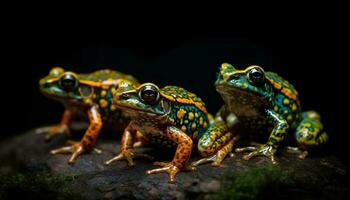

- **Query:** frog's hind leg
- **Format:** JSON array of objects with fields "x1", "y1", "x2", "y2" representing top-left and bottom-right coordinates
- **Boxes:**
[
  {"x1": 192, "y1": 122, "x2": 235, "y2": 168},
  {"x1": 292, "y1": 111, "x2": 328, "y2": 159}
]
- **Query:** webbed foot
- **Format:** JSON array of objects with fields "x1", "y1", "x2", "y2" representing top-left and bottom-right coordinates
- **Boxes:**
[
  {"x1": 50, "y1": 141, "x2": 101, "y2": 164},
  {"x1": 235, "y1": 144, "x2": 277, "y2": 164},
  {"x1": 105, "y1": 149, "x2": 153, "y2": 166},
  {"x1": 191, "y1": 138, "x2": 234, "y2": 168},
  {"x1": 35, "y1": 124, "x2": 70, "y2": 141},
  {"x1": 286, "y1": 146, "x2": 308, "y2": 160},
  {"x1": 146, "y1": 162, "x2": 181, "y2": 183}
]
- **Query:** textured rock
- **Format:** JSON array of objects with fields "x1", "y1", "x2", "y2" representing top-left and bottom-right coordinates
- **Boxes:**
[{"x1": 0, "y1": 125, "x2": 349, "y2": 200}]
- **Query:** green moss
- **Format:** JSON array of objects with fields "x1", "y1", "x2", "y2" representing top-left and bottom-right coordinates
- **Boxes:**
[
  {"x1": 218, "y1": 164, "x2": 297, "y2": 200},
  {"x1": 0, "y1": 173, "x2": 81, "y2": 200}
]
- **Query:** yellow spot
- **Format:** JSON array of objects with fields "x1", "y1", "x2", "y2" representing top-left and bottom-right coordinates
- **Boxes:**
[
  {"x1": 177, "y1": 109, "x2": 187, "y2": 123},
  {"x1": 283, "y1": 98, "x2": 290, "y2": 105},
  {"x1": 181, "y1": 125, "x2": 187, "y2": 132},
  {"x1": 111, "y1": 87, "x2": 116, "y2": 94},
  {"x1": 274, "y1": 82, "x2": 282, "y2": 90},
  {"x1": 195, "y1": 113, "x2": 199, "y2": 118},
  {"x1": 292, "y1": 104, "x2": 297, "y2": 111},
  {"x1": 99, "y1": 99, "x2": 108, "y2": 108},
  {"x1": 92, "y1": 94, "x2": 97, "y2": 99},
  {"x1": 274, "y1": 105, "x2": 279, "y2": 112},
  {"x1": 188, "y1": 112, "x2": 194, "y2": 121},
  {"x1": 84, "y1": 98, "x2": 93, "y2": 105},
  {"x1": 203, "y1": 122, "x2": 208, "y2": 128},
  {"x1": 110, "y1": 104, "x2": 117, "y2": 111},
  {"x1": 191, "y1": 123, "x2": 197, "y2": 131},
  {"x1": 287, "y1": 115, "x2": 293, "y2": 121},
  {"x1": 199, "y1": 117, "x2": 203, "y2": 125},
  {"x1": 100, "y1": 90, "x2": 107, "y2": 98}
]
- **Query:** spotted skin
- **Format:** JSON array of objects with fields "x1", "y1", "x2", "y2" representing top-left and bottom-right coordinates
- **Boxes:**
[
  {"x1": 105, "y1": 81, "x2": 234, "y2": 182},
  {"x1": 37, "y1": 67, "x2": 139, "y2": 163},
  {"x1": 216, "y1": 63, "x2": 328, "y2": 163}
]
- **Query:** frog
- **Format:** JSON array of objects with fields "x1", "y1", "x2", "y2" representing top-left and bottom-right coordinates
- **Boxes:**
[
  {"x1": 36, "y1": 67, "x2": 139, "y2": 164},
  {"x1": 215, "y1": 63, "x2": 328, "y2": 164},
  {"x1": 104, "y1": 80, "x2": 234, "y2": 182}
]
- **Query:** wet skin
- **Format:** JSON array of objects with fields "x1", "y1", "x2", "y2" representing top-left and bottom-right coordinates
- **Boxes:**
[
  {"x1": 105, "y1": 81, "x2": 234, "y2": 182},
  {"x1": 37, "y1": 67, "x2": 139, "y2": 164},
  {"x1": 215, "y1": 63, "x2": 328, "y2": 163}
]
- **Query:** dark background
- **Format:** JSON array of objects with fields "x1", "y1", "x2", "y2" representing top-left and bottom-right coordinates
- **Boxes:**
[{"x1": 1, "y1": 14, "x2": 348, "y2": 165}]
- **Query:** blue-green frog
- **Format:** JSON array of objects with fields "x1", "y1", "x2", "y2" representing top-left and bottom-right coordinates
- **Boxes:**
[
  {"x1": 215, "y1": 63, "x2": 328, "y2": 163},
  {"x1": 36, "y1": 67, "x2": 138, "y2": 164},
  {"x1": 105, "y1": 80, "x2": 234, "y2": 182}
]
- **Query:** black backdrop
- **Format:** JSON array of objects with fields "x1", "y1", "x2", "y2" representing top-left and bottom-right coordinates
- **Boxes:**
[{"x1": 1, "y1": 17, "x2": 348, "y2": 165}]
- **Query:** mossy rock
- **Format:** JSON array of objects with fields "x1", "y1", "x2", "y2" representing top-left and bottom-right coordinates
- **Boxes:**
[{"x1": 0, "y1": 126, "x2": 349, "y2": 200}]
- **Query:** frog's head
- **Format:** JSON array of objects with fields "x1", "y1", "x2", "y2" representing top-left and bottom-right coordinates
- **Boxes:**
[
  {"x1": 215, "y1": 63, "x2": 274, "y2": 115},
  {"x1": 39, "y1": 67, "x2": 83, "y2": 103},
  {"x1": 112, "y1": 80, "x2": 170, "y2": 117}
]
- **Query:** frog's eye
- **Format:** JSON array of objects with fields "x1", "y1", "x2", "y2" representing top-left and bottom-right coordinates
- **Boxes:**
[
  {"x1": 138, "y1": 84, "x2": 160, "y2": 105},
  {"x1": 59, "y1": 73, "x2": 78, "y2": 91},
  {"x1": 248, "y1": 67, "x2": 265, "y2": 86}
]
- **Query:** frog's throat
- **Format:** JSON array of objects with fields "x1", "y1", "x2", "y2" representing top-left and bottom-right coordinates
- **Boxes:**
[{"x1": 114, "y1": 100, "x2": 171, "y2": 118}]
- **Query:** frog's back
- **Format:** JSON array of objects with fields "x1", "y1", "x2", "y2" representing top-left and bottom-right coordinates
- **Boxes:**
[
  {"x1": 266, "y1": 72, "x2": 302, "y2": 128},
  {"x1": 265, "y1": 72, "x2": 299, "y2": 102},
  {"x1": 78, "y1": 69, "x2": 138, "y2": 83},
  {"x1": 161, "y1": 86, "x2": 210, "y2": 140}
]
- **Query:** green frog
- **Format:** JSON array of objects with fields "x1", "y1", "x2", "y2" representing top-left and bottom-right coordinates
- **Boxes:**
[
  {"x1": 215, "y1": 63, "x2": 328, "y2": 163},
  {"x1": 105, "y1": 80, "x2": 234, "y2": 182},
  {"x1": 36, "y1": 67, "x2": 138, "y2": 164}
]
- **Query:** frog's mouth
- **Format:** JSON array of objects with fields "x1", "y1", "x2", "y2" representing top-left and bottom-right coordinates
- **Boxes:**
[{"x1": 113, "y1": 101, "x2": 167, "y2": 117}]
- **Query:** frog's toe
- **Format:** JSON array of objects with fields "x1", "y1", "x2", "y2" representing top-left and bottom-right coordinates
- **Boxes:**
[
  {"x1": 242, "y1": 151, "x2": 259, "y2": 160},
  {"x1": 36, "y1": 125, "x2": 70, "y2": 141},
  {"x1": 191, "y1": 155, "x2": 217, "y2": 168},
  {"x1": 50, "y1": 142, "x2": 94, "y2": 164},
  {"x1": 68, "y1": 145, "x2": 84, "y2": 164},
  {"x1": 235, "y1": 146, "x2": 257, "y2": 153},
  {"x1": 146, "y1": 163, "x2": 180, "y2": 183},
  {"x1": 240, "y1": 144, "x2": 278, "y2": 164},
  {"x1": 243, "y1": 151, "x2": 278, "y2": 164},
  {"x1": 105, "y1": 153, "x2": 125, "y2": 165},
  {"x1": 298, "y1": 151, "x2": 308, "y2": 160},
  {"x1": 105, "y1": 150, "x2": 153, "y2": 167},
  {"x1": 50, "y1": 146, "x2": 74, "y2": 155},
  {"x1": 285, "y1": 146, "x2": 308, "y2": 160},
  {"x1": 105, "y1": 149, "x2": 135, "y2": 166}
]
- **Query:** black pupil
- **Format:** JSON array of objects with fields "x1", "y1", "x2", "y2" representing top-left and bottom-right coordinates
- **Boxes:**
[
  {"x1": 60, "y1": 75, "x2": 77, "y2": 90},
  {"x1": 140, "y1": 86, "x2": 158, "y2": 104},
  {"x1": 249, "y1": 68, "x2": 264, "y2": 84}
]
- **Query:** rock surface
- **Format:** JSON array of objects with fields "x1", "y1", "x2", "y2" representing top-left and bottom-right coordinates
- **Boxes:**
[{"x1": 0, "y1": 125, "x2": 349, "y2": 200}]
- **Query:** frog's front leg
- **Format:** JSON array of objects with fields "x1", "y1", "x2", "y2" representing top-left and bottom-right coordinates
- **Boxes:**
[
  {"x1": 191, "y1": 122, "x2": 235, "y2": 168},
  {"x1": 146, "y1": 126, "x2": 193, "y2": 183},
  {"x1": 235, "y1": 109, "x2": 289, "y2": 164},
  {"x1": 35, "y1": 109, "x2": 73, "y2": 140},
  {"x1": 105, "y1": 125, "x2": 153, "y2": 166},
  {"x1": 50, "y1": 106, "x2": 102, "y2": 164}
]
